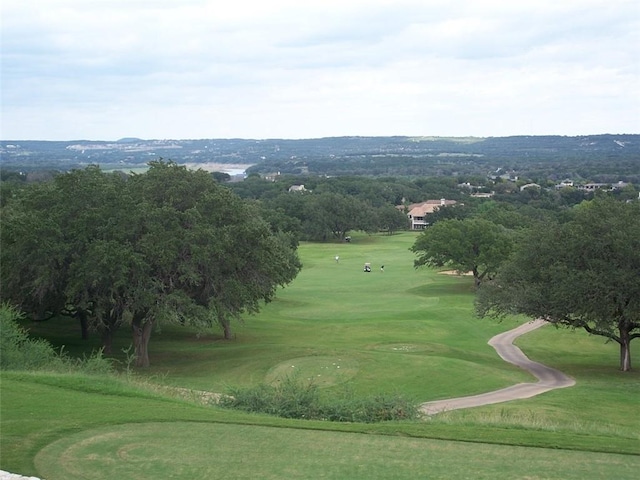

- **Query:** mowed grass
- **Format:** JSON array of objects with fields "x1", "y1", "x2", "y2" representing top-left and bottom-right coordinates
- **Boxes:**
[
  {"x1": 134, "y1": 232, "x2": 533, "y2": 399},
  {"x1": 24, "y1": 232, "x2": 532, "y2": 401},
  {"x1": 33, "y1": 422, "x2": 639, "y2": 480},
  {"x1": 3, "y1": 373, "x2": 639, "y2": 480},
  {"x1": 3, "y1": 231, "x2": 639, "y2": 478}
]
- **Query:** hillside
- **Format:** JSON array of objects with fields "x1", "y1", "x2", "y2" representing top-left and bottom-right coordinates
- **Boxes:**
[{"x1": 1, "y1": 134, "x2": 639, "y2": 181}]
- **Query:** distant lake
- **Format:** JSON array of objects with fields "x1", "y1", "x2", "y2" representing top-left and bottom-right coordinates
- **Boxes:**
[{"x1": 183, "y1": 162, "x2": 253, "y2": 176}]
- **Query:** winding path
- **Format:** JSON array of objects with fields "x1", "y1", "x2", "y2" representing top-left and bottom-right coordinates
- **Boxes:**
[{"x1": 420, "y1": 319, "x2": 576, "y2": 415}]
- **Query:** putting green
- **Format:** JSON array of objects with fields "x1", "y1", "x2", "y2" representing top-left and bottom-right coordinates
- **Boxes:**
[
  {"x1": 265, "y1": 355, "x2": 358, "y2": 387},
  {"x1": 34, "y1": 422, "x2": 640, "y2": 480}
]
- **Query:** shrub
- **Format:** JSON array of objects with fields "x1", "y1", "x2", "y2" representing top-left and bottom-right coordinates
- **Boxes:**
[
  {"x1": 221, "y1": 375, "x2": 321, "y2": 419},
  {"x1": 0, "y1": 305, "x2": 61, "y2": 370},
  {"x1": 0, "y1": 304, "x2": 113, "y2": 374},
  {"x1": 68, "y1": 349, "x2": 115, "y2": 375},
  {"x1": 319, "y1": 390, "x2": 419, "y2": 423},
  {"x1": 219, "y1": 377, "x2": 419, "y2": 423}
]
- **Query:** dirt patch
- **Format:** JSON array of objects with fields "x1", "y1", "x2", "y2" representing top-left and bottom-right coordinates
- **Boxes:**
[
  {"x1": 156, "y1": 386, "x2": 224, "y2": 405},
  {"x1": 438, "y1": 270, "x2": 473, "y2": 276}
]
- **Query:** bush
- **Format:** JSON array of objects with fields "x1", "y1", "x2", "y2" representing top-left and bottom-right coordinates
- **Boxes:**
[
  {"x1": 221, "y1": 375, "x2": 322, "y2": 419},
  {"x1": 0, "y1": 305, "x2": 61, "y2": 370},
  {"x1": 319, "y1": 390, "x2": 419, "y2": 423},
  {"x1": 0, "y1": 304, "x2": 113, "y2": 374},
  {"x1": 219, "y1": 376, "x2": 419, "y2": 423},
  {"x1": 68, "y1": 350, "x2": 115, "y2": 375}
]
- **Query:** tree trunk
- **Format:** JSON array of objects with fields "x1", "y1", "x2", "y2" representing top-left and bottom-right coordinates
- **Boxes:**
[
  {"x1": 78, "y1": 311, "x2": 89, "y2": 340},
  {"x1": 619, "y1": 326, "x2": 631, "y2": 371},
  {"x1": 222, "y1": 320, "x2": 232, "y2": 340},
  {"x1": 132, "y1": 319, "x2": 154, "y2": 368},
  {"x1": 101, "y1": 328, "x2": 113, "y2": 354},
  {"x1": 472, "y1": 266, "x2": 481, "y2": 288}
]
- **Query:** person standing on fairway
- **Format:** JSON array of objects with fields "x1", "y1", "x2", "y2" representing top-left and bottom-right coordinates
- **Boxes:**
[{"x1": 335, "y1": 255, "x2": 339, "y2": 263}]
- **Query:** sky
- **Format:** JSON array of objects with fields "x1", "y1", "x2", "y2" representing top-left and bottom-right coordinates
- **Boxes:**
[{"x1": 1, "y1": 0, "x2": 639, "y2": 141}]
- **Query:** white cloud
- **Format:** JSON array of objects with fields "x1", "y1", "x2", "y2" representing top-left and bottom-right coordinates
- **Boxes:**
[{"x1": 1, "y1": 0, "x2": 638, "y2": 140}]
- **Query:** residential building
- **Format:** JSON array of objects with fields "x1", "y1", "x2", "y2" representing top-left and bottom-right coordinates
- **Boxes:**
[{"x1": 403, "y1": 199, "x2": 457, "y2": 230}]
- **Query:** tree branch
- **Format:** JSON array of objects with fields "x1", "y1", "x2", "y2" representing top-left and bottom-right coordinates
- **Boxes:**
[{"x1": 581, "y1": 323, "x2": 621, "y2": 344}]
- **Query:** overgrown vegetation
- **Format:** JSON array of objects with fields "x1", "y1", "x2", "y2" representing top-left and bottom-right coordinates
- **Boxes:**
[
  {"x1": 0, "y1": 304, "x2": 112, "y2": 375},
  {"x1": 220, "y1": 375, "x2": 419, "y2": 422}
]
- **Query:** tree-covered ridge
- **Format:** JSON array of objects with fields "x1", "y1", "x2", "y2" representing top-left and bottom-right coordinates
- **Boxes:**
[{"x1": 2, "y1": 134, "x2": 639, "y2": 181}]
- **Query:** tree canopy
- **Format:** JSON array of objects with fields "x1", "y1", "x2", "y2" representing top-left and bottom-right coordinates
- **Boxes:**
[
  {"x1": 475, "y1": 197, "x2": 640, "y2": 371},
  {"x1": 0, "y1": 162, "x2": 302, "y2": 366},
  {"x1": 410, "y1": 218, "x2": 513, "y2": 287}
]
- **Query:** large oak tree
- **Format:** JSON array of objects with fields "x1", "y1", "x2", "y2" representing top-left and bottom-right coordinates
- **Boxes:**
[
  {"x1": 1, "y1": 162, "x2": 301, "y2": 367},
  {"x1": 127, "y1": 162, "x2": 302, "y2": 360},
  {"x1": 476, "y1": 197, "x2": 640, "y2": 371}
]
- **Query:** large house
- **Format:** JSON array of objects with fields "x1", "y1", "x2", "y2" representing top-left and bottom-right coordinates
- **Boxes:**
[{"x1": 402, "y1": 199, "x2": 457, "y2": 230}]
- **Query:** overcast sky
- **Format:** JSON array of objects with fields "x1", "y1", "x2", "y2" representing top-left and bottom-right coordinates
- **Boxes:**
[{"x1": 1, "y1": 0, "x2": 639, "y2": 140}]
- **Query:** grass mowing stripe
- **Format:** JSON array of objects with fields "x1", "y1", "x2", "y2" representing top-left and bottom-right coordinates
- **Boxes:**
[
  {"x1": 34, "y1": 421, "x2": 640, "y2": 480},
  {"x1": 1, "y1": 371, "x2": 637, "y2": 478}
]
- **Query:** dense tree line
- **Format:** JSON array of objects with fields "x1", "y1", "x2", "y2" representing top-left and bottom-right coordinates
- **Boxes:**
[{"x1": 228, "y1": 175, "x2": 434, "y2": 241}]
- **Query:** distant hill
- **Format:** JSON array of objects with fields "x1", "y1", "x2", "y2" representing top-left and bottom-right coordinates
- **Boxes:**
[{"x1": 1, "y1": 135, "x2": 639, "y2": 181}]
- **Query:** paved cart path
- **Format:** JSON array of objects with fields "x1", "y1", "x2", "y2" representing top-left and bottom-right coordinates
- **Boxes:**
[{"x1": 420, "y1": 319, "x2": 575, "y2": 415}]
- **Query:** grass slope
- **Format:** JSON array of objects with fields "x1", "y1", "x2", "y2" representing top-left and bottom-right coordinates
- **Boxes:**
[{"x1": 3, "y1": 373, "x2": 639, "y2": 480}]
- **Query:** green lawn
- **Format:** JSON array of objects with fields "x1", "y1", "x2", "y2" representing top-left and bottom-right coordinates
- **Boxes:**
[{"x1": 3, "y1": 231, "x2": 639, "y2": 478}]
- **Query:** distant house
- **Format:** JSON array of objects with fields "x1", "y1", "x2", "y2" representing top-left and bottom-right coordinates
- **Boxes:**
[
  {"x1": 457, "y1": 182, "x2": 493, "y2": 198},
  {"x1": 612, "y1": 181, "x2": 630, "y2": 190},
  {"x1": 555, "y1": 180, "x2": 574, "y2": 189},
  {"x1": 577, "y1": 183, "x2": 608, "y2": 191},
  {"x1": 489, "y1": 168, "x2": 519, "y2": 182},
  {"x1": 402, "y1": 199, "x2": 457, "y2": 230},
  {"x1": 577, "y1": 181, "x2": 629, "y2": 191},
  {"x1": 263, "y1": 172, "x2": 281, "y2": 182},
  {"x1": 470, "y1": 192, "x2": 494, "y2": 198},
  {"x1": 288, "y1": 184, "x2": 307, "y2": 192}
]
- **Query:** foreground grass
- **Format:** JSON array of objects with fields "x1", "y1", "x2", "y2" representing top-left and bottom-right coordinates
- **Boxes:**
[
  {"x1": 3, "y1": 372, "x2": 639, "y2": 480},
  {"x1": 5, "y1": 232, "x2": 639, "y2": 478},
  {"x1": 35, "y1": 422, "x2": 639, "y2": 480}
]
